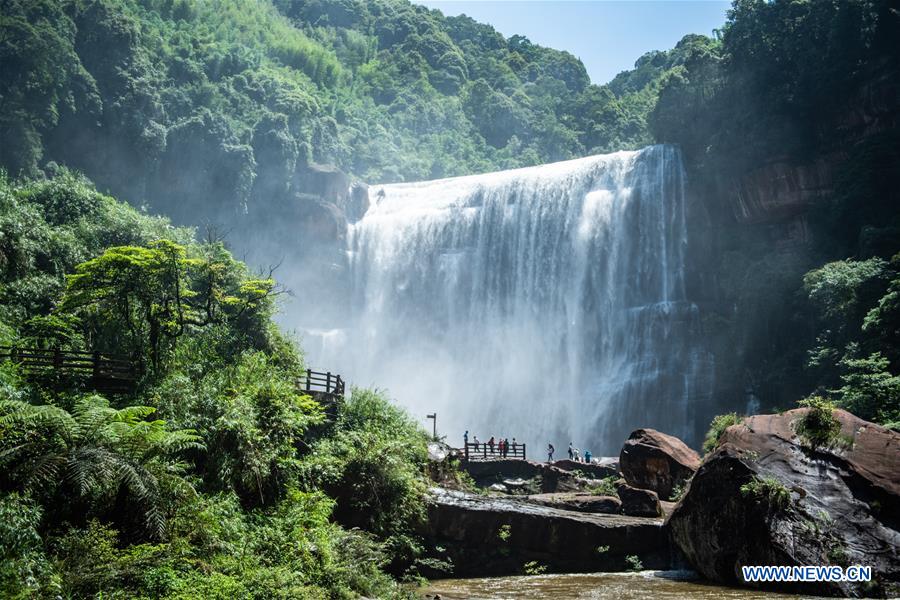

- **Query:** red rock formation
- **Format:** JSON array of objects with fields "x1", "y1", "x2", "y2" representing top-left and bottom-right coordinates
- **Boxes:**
[
  {"x1": 668, "y1": 408, "x2": 900, "y2": 597},
  {"x1": 619, "y1": 428, "x2": 700, "y2": 500}
]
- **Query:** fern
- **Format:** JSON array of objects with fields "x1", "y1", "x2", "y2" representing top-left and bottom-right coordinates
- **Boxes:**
[{"x1": 0, "y1": 395, "x2": 202, "y2": 539}]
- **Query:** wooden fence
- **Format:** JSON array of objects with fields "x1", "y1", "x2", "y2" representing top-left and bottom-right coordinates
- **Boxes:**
[
  {"x1": 464, "y1": 441, "x2": 526, "y2": 461},
  {"x1": 0, "y1": 346, "x2": 140, "y2": 393},
  {"x1": 0, "y1": 346, "x2": 348, "y2": 402},
  {"x1": 298, "y1": 368, "x2": 345, "y2": 398}
]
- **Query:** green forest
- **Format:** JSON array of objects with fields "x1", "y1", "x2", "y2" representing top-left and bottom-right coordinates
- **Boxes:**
[
  {"x1": 1, "y1": 0, "x2": 899, "y2": 597},
  {"x1": 0, "y1": 171, "x2": 433, "y2": 597}
]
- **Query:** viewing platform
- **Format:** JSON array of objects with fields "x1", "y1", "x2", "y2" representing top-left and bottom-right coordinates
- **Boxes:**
[{"x1": 464, "y1": 441, "x2": 526, "y2": 461}]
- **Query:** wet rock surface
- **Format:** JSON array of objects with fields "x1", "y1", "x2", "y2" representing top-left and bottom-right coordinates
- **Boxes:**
[
  {"x1": 552, "y1": 459, "x2": 619, "y2": 479},
  {"x1": 619, "y1": 428, "x2": 700, "y2": 500},
  {"x1": 668, "y1": 409, "x2": 900, "y2": 597},
  {"x1": 424, "y1": 487, "x2": 671, "y2": 577},
  {"x1": 461, "y1": 459, "x2": 589, "y2": 493},
  {"x1": 524, "y1": 493, "x2": 622, "y2": 514}
]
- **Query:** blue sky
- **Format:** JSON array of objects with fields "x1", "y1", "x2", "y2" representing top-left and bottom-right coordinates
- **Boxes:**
[{"x1": 417, "y1": 1, "x2": 731, "y2": 85}]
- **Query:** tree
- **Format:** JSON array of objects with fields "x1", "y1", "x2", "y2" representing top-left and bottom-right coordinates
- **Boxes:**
[{"x1": 60, "y1": 240, "x2": 277, "y2": 369}]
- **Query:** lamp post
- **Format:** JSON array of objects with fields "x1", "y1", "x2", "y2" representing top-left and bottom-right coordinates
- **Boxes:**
[{"x1": 426, "y1": 412, "x2": 437, "y2": 440}]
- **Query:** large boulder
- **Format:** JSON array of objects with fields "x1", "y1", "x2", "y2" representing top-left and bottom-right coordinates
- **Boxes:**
[
  {"x1": 619, "y1": 428, "x2": 700, "y2": 500},
  {"x1": 616, "y1": 481, "x2": 663, "y2": 518},
  {"x1": 668, "y1": 409, "x2": 900, "y2": 597}
]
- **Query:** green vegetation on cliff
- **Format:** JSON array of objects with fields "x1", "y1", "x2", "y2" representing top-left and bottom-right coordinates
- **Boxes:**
[
  {"x1": 1, "y1": 0, "x2": 685, "y2": 225},
  {"x1": 0, "y1": 172, "x2": 430, "y2": 598},
  {"x1": 647, "y1": 0, "x2": 900, "y2": 427}
]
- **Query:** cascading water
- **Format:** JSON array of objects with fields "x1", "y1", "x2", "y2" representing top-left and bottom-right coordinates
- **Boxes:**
[{"x1": 319, "y1": 145, "x2": 714, "y2": 454}]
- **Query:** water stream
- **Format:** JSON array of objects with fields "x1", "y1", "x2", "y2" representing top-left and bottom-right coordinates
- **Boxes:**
[{"x1": 421, "y1": 571, "x2": 827, "y2": 599}]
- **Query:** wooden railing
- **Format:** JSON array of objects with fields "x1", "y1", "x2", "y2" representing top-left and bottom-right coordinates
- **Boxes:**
[
  {"x1": 464, "y1": 441, "x2": 526, "y2": 461},
  {"x1": 0, "y1": 346, "x2": 140, "y2": 393},
  {"x1": 298, "y1": 368, "x2": 345, "y2": 398},
  {"x1": 0, "y1": 347, "x2": 347, "y2": 402}
]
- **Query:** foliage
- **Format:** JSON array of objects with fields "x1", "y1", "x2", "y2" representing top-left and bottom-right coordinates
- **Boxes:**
[
  {"x1": 0, "y1": 0, "x2": 675, "y2": 224},
  {"x1": 298, "y1": 387, "x2": 429, "y2": 573},
  {"x1": 800, "y1": 256, "x2": 900, "y2": 428},
  {"x1": 702, "y1": 412, "x2": 743, "y2": 454},
  {"x1": 587, "y1": 476, "x2": 618, "y2": 497},
  {"x1": 740, "y1": 475, "x2": 791, "y2": 512},
  {"x1": 795, "y1": 396, "x2": 847, "y2": 450},
  {"x1": 0, "y1": 494, "x2": 58, "y2": 598},
  {"x1": 0, "y1": 176, "x2": 426, "y2": 597},
  {"x1": 833, "y1": 353, "x2": 900, "y2": 429},
  {"x1": 625, "y1": 554, "x2": 643, "y2": 572},
  {"x1": 60, "y1": 240, "x2": 278, "y2": 369},
  {"x1": 522, "y1": 560, "x2": 547, "y2": 576},
  {"x1": 0, "y1": 395, "x2": 200, "y2": 539},
  {"x1": 497, "y1": 524, "x2": 511, "y2": 542},
  {"x1": 670, "y1": 481, "x2": 687, "y2": 503}
]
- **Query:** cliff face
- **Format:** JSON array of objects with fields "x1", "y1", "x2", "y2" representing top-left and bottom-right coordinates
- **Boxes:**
[
  {"x1": 722, "y1": 72, "x2": 899, "y2": 235},
  {"x1": 687, "y1": 70, "x2": 900, "y2": 417}
]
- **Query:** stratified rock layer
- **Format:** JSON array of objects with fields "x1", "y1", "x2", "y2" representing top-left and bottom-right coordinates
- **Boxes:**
[
  {"x1": 668, "y1": 409, "x2": 900, "y2": 597},
  {"x1": 425, "y1": 488, "x2": 670, "y2": 576}
]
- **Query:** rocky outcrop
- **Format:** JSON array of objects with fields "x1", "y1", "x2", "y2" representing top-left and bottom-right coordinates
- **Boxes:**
[
  {"x1": 524, "y1": 493, "x2": 621, "y2": 514},
  {"x1": 668, "y1": 409, "x2": 900, "y2": 597},
  {"x1": 552, "y1": 459, "x2": 618, "y2": 479},
  {"x1": 616, "y1": 481, "x2": 663, "y2": 518},
  {"x1": 424, "y1": 487, "x2": 670, "y2": 577},
  {"x1": 293, "y1": 162, "x2": 369, "y2": 223},
  {"x1": 619, "y1": 429, "x2": 700, "y2": 501},
  {"x1": 462, "y1": 459, "x2": 588, "y2": 493},
  {"x1": 731, "y1": 155, "x2": 837, "y2": 226}
]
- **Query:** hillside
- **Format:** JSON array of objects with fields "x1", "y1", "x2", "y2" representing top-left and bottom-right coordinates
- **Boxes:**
[{"x1": 1, "y1": 0, "x2": 692, "y2": 225}]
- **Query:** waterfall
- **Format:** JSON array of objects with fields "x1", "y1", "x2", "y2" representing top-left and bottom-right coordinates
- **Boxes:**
[{"x1": 325, "y1": 145, "x2": 713, "y2": 454}]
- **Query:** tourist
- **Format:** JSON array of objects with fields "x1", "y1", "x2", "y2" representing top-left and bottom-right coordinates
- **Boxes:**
[
  {"x1": 473, "y1": 435, "x2": 480, "y2": 451},
  {"x1": 547, "y1": 443, "x2": 554, "y2": 461},
  {"x1": 497, "y1": 438, "x2": 504, "y2": 457},
  {"x1": 574, "y1": 447, "x2": 581, "y2": 462},
  {"x1": 584, "y1": 449, "x2": 592, "y2": 463},
  {"x1": 568, "y1": 442, "x2": 574, "y2": 460},
  {"x1": 464, "y1": 430, "x2": 469, "y2": 447},
  {"x1": 488, "y1": 436, "x2": 495, "y2": 454}
]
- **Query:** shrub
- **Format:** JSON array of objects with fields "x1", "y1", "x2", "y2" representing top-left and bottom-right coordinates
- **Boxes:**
[
  {"x1": 670, "y1": 481, "x2": 687, "y2": 502},
  {"x1": 588, "y1": 476, "x2": 618, "y2": 497},
  {"x1": 795, "y1": 396, "x2": 844, "y2": 449},
  {"x1": 497, "y1": 524, "x2": 511, "y2": 542},
  {"x1": 740, "y1": 475, "x2": 791, "y2": 511},
  {"x1": 0, "y1": 494, "x2": 58, "y2": 598},
  {"x1": 298, "y1": 388, "x2": 429, "y2": 573},
  {"x1": 702, "y1": 412, "x2": 743, "y2": 454},
  {"x1": 625, "y1": 555, "x2": 643, "y2": 571}
]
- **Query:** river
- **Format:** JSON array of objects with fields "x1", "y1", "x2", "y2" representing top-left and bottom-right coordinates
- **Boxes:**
[{"x1": 420, "y1": 570, "x2": 828, "y2": 599}]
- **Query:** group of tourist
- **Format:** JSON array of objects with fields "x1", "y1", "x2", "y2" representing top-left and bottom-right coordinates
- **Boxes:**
[
  {"x1": 464, "y1": 430, "x2": 520, "y2": 457},
  {"x1": 462, "y1": 430, "x2": 594, "y2": 464},
  {"x1": 547, "y1": 442, "x2": 592, "y2": 463}
]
